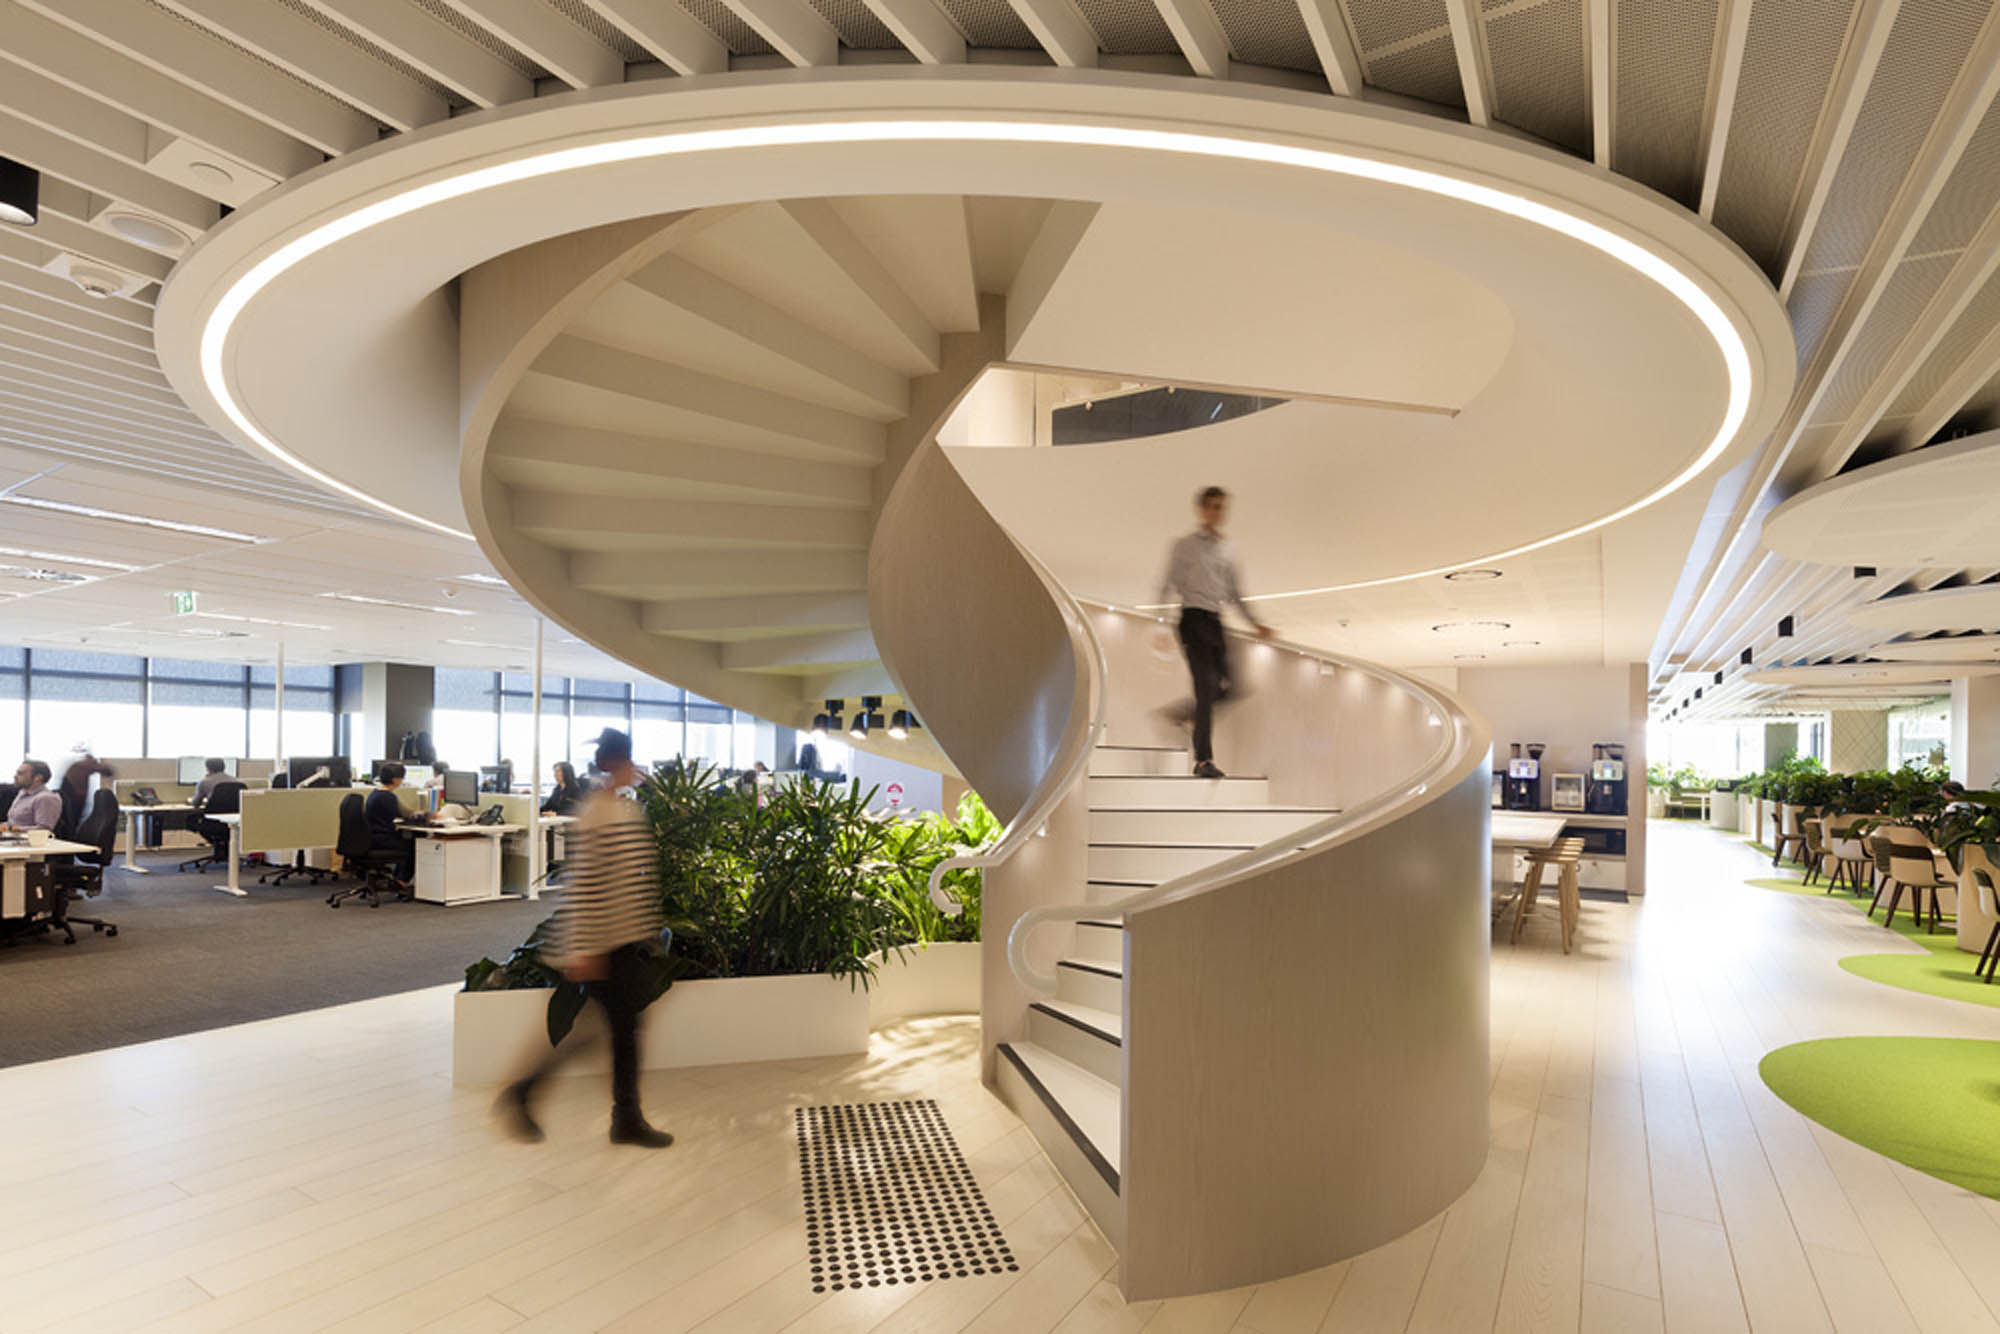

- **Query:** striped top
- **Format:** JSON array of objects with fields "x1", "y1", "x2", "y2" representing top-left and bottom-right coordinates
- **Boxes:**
[{"x1": 551, "y1": 790, "x2": 661, "y2": 959}]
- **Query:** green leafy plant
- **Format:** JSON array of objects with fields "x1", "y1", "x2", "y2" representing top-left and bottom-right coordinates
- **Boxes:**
[{"x1": 464, "y1": 770, "x2": 997, "y2": 1045}]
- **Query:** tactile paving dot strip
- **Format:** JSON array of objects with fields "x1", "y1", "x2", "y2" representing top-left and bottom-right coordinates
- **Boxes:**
[{"x1": 795, "y1": 1099, "x2": 1018, "y2": 1293}]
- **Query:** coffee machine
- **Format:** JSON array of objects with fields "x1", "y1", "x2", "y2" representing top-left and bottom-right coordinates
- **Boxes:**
[
  {"x1": 1586, "y1": 744, "x2": 1628, "y2": 815},
  {"x1": 1503, "y1": 742, "x2": 1545, "y2": 810}
]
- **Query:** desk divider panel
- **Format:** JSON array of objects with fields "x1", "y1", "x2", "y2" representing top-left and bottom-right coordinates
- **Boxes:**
[{"x1": 237, "y1": 789, "x2": 347, "y2": 853}]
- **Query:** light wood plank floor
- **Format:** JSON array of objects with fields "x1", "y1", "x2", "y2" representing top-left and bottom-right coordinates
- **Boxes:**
[{"x1": 4, "y1": 821, "x2": 1998, "y2": 1332}]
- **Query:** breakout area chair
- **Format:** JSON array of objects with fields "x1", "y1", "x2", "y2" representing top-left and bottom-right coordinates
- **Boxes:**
[
  {"x1": 1972, "y1": 869, "x2": 2000, "y2": 984},
  {"x1": 1823, "y1": 816, "x2": 1873, "y2": 895},
  {"x1": 1771, "y1": 805, "x2": 1807, "y2": 868},
  {"x1": 179, "y1": 779, "x2": 243, "y2": 873},
  {"x1": 1801, "y1": 818, "x2": 1825, "y2": 886},
  {"x1": 45, "y1": 789, "x2": 119, "y2": 944},
  {"x1": 1509, "y1": 837, "x2": 1585, "y2": 952},
  {"x1": 329, "y1": 792, "x2": 409, "y2": 909},
  {"x1": 1883, "y1": 844, "x2": 1953, "y2": 932}
]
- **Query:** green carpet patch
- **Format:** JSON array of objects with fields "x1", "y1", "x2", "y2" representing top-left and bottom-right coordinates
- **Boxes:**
[
  {"x1": 1740, "y1": 867, "x2": 1997, "y2": 1008},
  {"x1": 1761, "y1": 1038, "x2": 2000, "y2": 1199},
  {"x1": 1745, "y1": 841, "x2": 1776, "y2": 857},
  {"x1": 1745, "y1": 876, "x2": 1825, "y2": 898}
]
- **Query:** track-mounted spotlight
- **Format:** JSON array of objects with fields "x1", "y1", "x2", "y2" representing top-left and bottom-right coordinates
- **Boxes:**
[
  {"x1": 888, "y1": 709, "x2": 919, "y2": 740},
  {"x1": 814, "y1": 699, "x2": 843, "y2": 742},
  {"x1": 0, "y1": 158, "x2": 38, "y2": 227},
  {"x1": 851, "y1": 695, "x2": 885, "y2": 740}
]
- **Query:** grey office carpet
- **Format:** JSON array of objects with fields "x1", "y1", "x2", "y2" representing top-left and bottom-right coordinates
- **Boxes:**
[{"x1": 0, "y1": 861, "x2": 550, "y2": 1068}]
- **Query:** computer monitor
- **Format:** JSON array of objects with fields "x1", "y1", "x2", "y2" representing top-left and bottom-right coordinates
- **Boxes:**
[
  {"x1": 442, "y1": 769, "x2": 479, "y2": 806},
  {"x1": 288, "y1": 756, "x2": 352, "y2": 789},
  {"x1": 177, "y1": 756, "x2": 238, "y2": 783},
  {"x1": 479, "y1": 765, "x2": 508, "y2": 793}
]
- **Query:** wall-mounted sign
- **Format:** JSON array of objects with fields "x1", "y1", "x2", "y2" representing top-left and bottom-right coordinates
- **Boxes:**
[
  {"x1": 169, "y1": 590, "x2": 198, "y2": 616},
  {"x1": 886, "y1": 781, "x2": 905, "y2": 809}
]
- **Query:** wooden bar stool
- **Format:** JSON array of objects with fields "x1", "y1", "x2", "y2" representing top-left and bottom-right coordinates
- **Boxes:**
[{"x1": 1511, "y1": 837, "x2": 1585, "y2": 947}]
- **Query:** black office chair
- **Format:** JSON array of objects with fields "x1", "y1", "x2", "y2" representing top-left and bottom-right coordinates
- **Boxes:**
[
  {"x1": 328, "y1": 792, "x2": 408, "y2": 909},
  {"x1": 179, "y1": 779, "x2": 244, "y2": 873},
  {"x1": 45, "y1": 789, "x2": 119, "y2": 944}
]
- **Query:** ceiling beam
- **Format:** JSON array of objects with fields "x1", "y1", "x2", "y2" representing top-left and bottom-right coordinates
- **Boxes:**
[
  {"x1": 1005, "y1": 0, "x2": 1098, "y2": 68},
  {"x1": 1898, "y1": 317, "x2": 2000, "y2": 452},
  {"x1": 780, "y1": 199, "x2": 940, "y2": 370},
  {"x1": 802, "y1": 664, "x2": 898, "y2": 698},
  {"x1": 1293, "y1": 0, "x2": 1361, "y2": 95},
  {"x1": 0, "y1": 248, "x2": 156, "y2": 331},
  {"x1": 0, "y1": 4, "x2": 322, "y2": 182},
  {"x1": 15, "y1": 210, "x2": 178, "y2": 286},
  {"x1": 0, "y1": 296, "x2": 159, "y2": 364},
  {"x1": 1441, "y1": 0, "x2": 1494, "y2": 126},
  {"x1": 1774, "y1": 0, "x2": 1900, "y2": 299},
  {"x1": 859, "y1": 0, "x2": 965, "y2": 64},
  {"x1": 1695, "y1": 0, "x2": 1754, "y2": 220},
  {"x1": 153, "y1": 0, "x2": 449, "y2": 132},
  {"x1": 20, "y1": 0, "x2": 382, "y2": 156},
  {"x1": 1154, "y1": 0, "x2": 1230, "y2": 78},
  {"x1": 1587, "y1": 0, "x2": 1611, "y2": 165},
  {"x1": 0, "y1": 329, "x2": 174, "y2": 395},
  {"x1": 575, "y1": 0, "x2": 728, "y2": 76},
  {"x1": 642, "y1": 592, "x2": 872, "y2": 636},
  {"x1": 0, "y1": 365, "x2": 209, "y2": 433},
  {"x1": 0, "y1": 111, "x2": 220, "y2": 235},
  {"x1": 715, "y1": 0, "x2": 839, "y2": 67},
  {"x1": 293, "y1": 0, "x2": 533, "y2": 108},
  {"x1": 432, "y1": 0, "x2": 623, "y2": 89},
  {"x1": 624, "y1": 254, "x2": 908, "y2": 416}
]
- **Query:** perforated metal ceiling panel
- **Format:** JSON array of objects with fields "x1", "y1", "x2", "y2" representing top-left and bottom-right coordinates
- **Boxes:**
[
  {"x1": 678, "y1": 0, "x2": 779, "y2": 53},
  {"x1": 1807, "y1": 251, "x2": 1957, "y2": 429},
  {"x1": 1910, "y1": 97, "x2": 2000, "y2": 257},
  {"x1": 935, "y1": 0, "x2": 1040, "y2": 47},
  {"x1": 1212, "y1": 0, "x2": 1317, "y2": 73},
  {"x1": 276, "y1": 0, "x2": 468, "y2": 107},
  {"x1": 546, "y1": 0, "x2": 652, "y2": 60},
  {"x1": 1072, "y1": 0, "x2": 1181, "y2": 52},
  {"x1": 1484, "y1": 0, "x2": 1589, "y2": 155},
  {"x1": 808, "y1": 0, "x2": 906, "y2": 48},
  {"x1": 1792, "y1": 1, "x2": 1990, "y2": 278},
  {"x1": 1343, "y1": 0, "x2": 1449, "y2": 54},
  {"x1": 408, "y1": 0, "x2": 554, "y2": 79},
  {"x1": 1612, "y1": 0, "x2": 1718, "y2": 206},
  {"x1": 1364, "y1": 33, "x2": 1465, "y2": 111},
  {"x1": 1711, "y1": 0, "x2": 1856, "y2": 280},
  {"x1": 1787, "y1": 268, "x2": 1855, "y2": 374},
  {"x1": 1886, "y1": 266, "x2": 2000, "y2": 425}
]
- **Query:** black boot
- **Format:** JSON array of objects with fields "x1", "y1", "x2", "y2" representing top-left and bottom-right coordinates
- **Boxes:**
[
  {"x1": 610, "y1": 1108, "x2": 674, "y2": 1148},
  {"x1": 497, "y1": 1079, "x2": 545, "y2": 1143}
]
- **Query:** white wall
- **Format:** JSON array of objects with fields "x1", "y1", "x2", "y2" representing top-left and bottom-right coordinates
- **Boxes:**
[
  {"x1": 848, "y1": 747, "x2": 945, "y2": 815},
  {"x1": 1452, "y1": 662, "x2": 1647, "y2": 892}
]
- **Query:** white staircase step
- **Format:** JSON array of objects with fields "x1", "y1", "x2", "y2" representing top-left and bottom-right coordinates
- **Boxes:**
[
  {"x1": 1073, "y1": 918, "x2": 1125, "y2": 964},
  {"x1": 1088, "y1": 842, "x2": 1255, "y2": 883},
  {"x1": 996, "y1": 1041, "x2": 1121, "y2": 1186},
  {"x1": 1088, "y1": 880, "x2": 1152, "y2": 904},
  {"x1": 1028, "y1": 1001, "x2": 1122, "y2": 1086},
  {"x1": 1088, "y1": 745, "x2": 1187, "y2": 776},
  {"x1": 1087, "y1": 775, "x2": 1270, "y2": 807},
  {"x1": 1090, "y1": 806, "x2": 1334, "y2": 844},
  {"x1": 1055, "y1": 957, "x2": 1123, "y2": 1011}
]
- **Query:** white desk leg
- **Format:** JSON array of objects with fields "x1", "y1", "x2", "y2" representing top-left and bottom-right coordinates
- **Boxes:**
[
  {"x1": 123, "y1": 811, "x2": 155, "y2": 875},
  {"x1": 215, "y1": 822, "x2": 246, "y2": 896}
]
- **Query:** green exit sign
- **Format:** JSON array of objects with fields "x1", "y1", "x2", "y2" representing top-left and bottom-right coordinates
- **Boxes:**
[{"x1": 170, "y1": 590, "x2": 198, "y2": 616}]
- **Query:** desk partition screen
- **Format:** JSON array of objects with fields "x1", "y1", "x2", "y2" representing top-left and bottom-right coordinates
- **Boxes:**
[{"x1": 235, "y1": 789, "x2": 347, "y2": 853}]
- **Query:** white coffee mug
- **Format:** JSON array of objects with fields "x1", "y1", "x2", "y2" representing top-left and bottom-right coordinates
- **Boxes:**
[{"x1": 25, "y1": 828, "x2": 50, "y2": 846}]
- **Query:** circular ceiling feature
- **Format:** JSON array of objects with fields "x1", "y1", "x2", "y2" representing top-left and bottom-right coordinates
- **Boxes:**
[
  {"x1": 1763, "y1": 430, "x2": 2000, "y2": 569},
  {"x1": 1865, "y1": 635, "x2": 2000, "y2": 663},
  {"x1": 1849, "y1": 582, "x2": 2000, "y2": 634},
  {"x1": 1743, "y1": 662, "x2": 2000, "y2": 687},
  {"x1": 101, "y1": 210, "x2": 188, "y2": 250}
]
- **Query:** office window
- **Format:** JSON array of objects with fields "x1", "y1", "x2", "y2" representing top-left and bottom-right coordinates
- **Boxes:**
[
  {"x1": 434, "y1": 668, "x2": 500, "y2": 768},
  {"x1": 249, "y1": 665, "x2": 337, "y2": 758},
  {"x1": 28, "y1": 649, "x2": 145, "y2": 758},
  {"x1": 684, "y1": 693, "x2": 733, "y2": 769},
  {"x1": 632, "y1": 680, "x2": 684, "y2": 766},
  {"x1": 0, "y1": 648, "x2": 22, "y2": 763},
  {"x1": 571, "y1": 678, "x2": 630, "y2": 766},
  {"x1": 1889, "y1": 699, "x2": 1951, "y2": 770},
  {"x1": 501, "y1": 675, "x2": 569, "y2": 776},
  {"x1": 149, "y1": 657, "x2": 248, "y2": 759}
]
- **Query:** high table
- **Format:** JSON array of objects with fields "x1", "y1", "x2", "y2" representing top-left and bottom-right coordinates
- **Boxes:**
[
  {"x1": 1492, "y1": 813, "x2": 1567, "y2": 853},
  {"x1": 209, "y1": 813, "x2": 246, "y2": 896},
  {"x1": 120, "y1": 803, "x2": 194, "y2": 874},
  {"x1": 1, "y1": 838, "x2": 97, "y2": 919}
]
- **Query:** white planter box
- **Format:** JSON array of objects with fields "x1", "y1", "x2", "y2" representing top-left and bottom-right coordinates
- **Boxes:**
[
  {"x1": 1708, "y1": 789, "x2": 1738, "y2": 827},
  {"x1": 1738, "y1": 797, "x2": 1759, "y2": 838},
  {"x1": 867, "y1": 941, "x2": 981, "y2": 1026},
  {"x1": 453, "y1": 944, "x2": 982, "y2": 1085}
]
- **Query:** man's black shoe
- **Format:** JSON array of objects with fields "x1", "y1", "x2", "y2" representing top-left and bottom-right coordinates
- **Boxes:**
[{"x1": 1193, "y1": 761, "x2": 1226, "y2": 778}]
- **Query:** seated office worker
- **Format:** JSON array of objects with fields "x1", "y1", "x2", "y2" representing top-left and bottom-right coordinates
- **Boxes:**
[
  {"x1": 367, "y1": 763, "x2": 416, "y2": 881},
  {"x1": 194, "y1": 758, "x2": 231, "y2": 805},
  {"x1": 5, "y1": 760, "x2": 62, "y2": 832}
]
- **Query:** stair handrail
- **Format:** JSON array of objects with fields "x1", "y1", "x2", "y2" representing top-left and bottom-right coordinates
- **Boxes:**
[
  {"x1": 926, "y1": 542, "x2": 1110, "y2": 916},
  {"x1": 1007, "y1": 603, "x2": 1480, "y2": 993}
]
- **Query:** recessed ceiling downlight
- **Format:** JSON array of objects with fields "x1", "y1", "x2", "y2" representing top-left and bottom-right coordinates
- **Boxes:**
[
  {"x1": 193, "y1": 116, "x2": 1757, "y2": 549},
  {"x1": 1431, "y1": 621, "x2": 1512, "y2": 632},
  {"x1": 1444, "y1": 569, "x2": 1503, "y2": 582},
  {"x1": 1503, "y1": 639, "x2": 1540, "y2": 647},
  {"x1": 0, "y1": 157, "x2": 37, "y2": 226},
  {"x1": 101, "y1": 210, "x2": 189, "y2": 250},
  {"x1": 1453, "y1": 653, "x2": 1486, "y2": 660}
]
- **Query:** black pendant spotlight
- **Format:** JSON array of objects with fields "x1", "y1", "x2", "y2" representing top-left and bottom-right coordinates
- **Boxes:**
[
  {"x1": 849, "y1": 695, "x2": 885, "y2": 740},
  {"x1": 811, "y1": 699, "x2": 843, "y2": 742},
  {"x1": 888, "y1": 709, "x2": 920, "y2": 740},
  {"x1": 0, "y1": 158, "x2": 38, "y2": 227}
]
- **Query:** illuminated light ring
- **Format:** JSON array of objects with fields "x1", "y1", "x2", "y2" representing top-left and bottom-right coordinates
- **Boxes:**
[{"x1": 199, "y1": 118, "x2": 1755, "y2": 555}]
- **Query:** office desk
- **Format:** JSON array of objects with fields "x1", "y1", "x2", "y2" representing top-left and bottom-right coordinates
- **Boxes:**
[
  {"x1": 209, "y1": 814, "x2": 247, "y2": 897},
  {"x1": 1, "y1": 839, "x2": 95, "y2": 918},
  {"x1": 120, "y1": 803, "x2": 194, "y2": 874},
  {"x1": 1492, "y1": 813, "x2": 1567, "y2": 851},
  {"x1": 404, "y1": 824, "x2": 525, "y2": 906}
]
